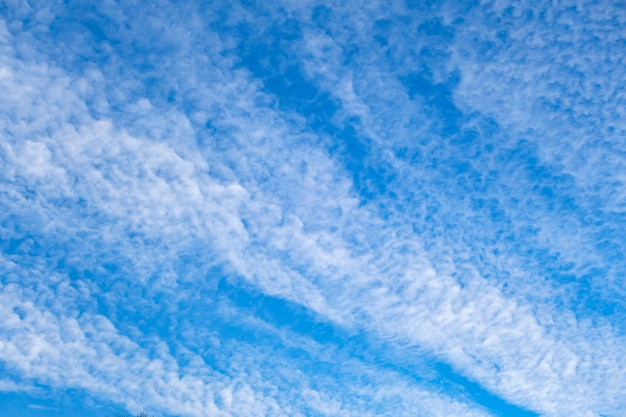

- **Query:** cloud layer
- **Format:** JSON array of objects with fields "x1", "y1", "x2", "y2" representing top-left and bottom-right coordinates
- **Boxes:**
[{"x1": 2, "y1": 1, "x2": 626, "y2": 416}]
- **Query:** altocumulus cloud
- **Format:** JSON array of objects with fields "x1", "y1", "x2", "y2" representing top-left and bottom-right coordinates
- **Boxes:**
[{"x1": 1, "y1": 0, "x2": 626, "y2": 416}]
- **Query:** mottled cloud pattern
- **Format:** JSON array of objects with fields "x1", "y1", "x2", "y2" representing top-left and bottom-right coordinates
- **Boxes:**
[{"x1": 1, "y1": 1, "x2": 625, "y2": 416}]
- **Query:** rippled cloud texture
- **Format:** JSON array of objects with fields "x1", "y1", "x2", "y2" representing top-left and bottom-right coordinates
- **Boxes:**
[{"x1": 1, "y1": 1, "x2": 626, "y2": 416}]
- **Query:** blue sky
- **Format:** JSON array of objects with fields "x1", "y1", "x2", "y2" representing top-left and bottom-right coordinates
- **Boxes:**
[{"x1": 1, "y1": 0, "x2": 626, "y2": 416}]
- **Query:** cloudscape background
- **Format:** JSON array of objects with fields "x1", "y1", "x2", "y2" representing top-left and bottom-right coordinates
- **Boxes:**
[{"x1": 1, "y1": 0, "x2": 626, "y2": 416}]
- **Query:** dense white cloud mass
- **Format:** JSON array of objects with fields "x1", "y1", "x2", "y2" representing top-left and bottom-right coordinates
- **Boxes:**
[{"x1": 1, "y1": 1, "x2": 626, "y2": 416}]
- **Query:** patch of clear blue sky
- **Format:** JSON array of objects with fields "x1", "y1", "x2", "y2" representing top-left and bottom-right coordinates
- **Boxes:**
[{"x1": 0, "y1": 389, "x2": 120, "y2": 417}]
